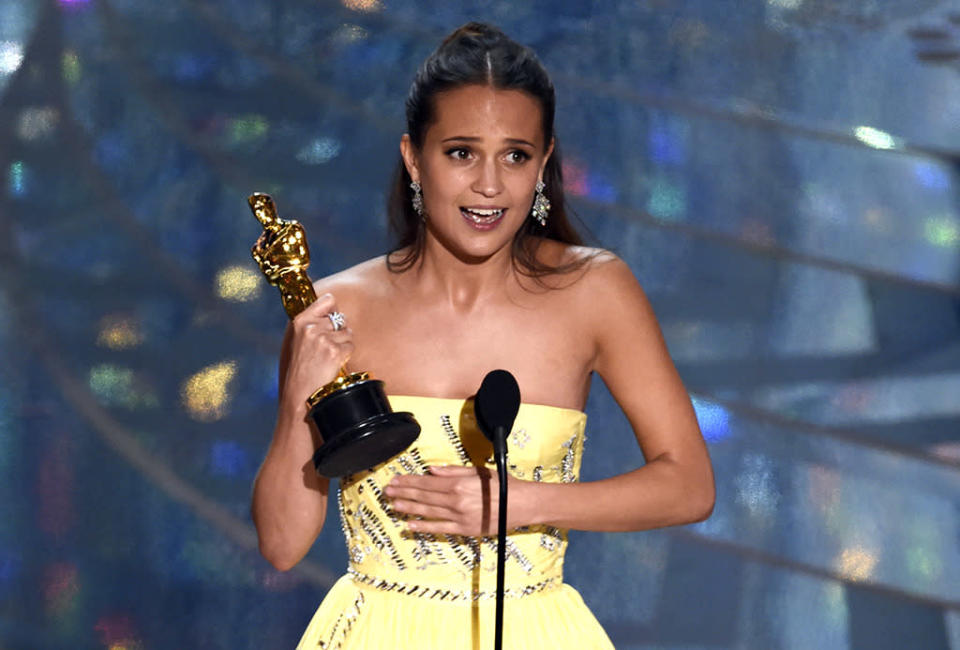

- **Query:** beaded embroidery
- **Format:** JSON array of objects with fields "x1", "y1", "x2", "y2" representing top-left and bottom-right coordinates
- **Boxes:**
[
  {"x1": 560, "y1": 433, "x2": 578, "y2": 483},
  {"x1": 318, "y1": 591, "x2": 364, "y2": 649},
  {"x1": 357, "y1": 504, "x2": 406, "y2": 570},
  {"x1": 440, "y1": 414, "x2": 471, "y2": 465},
  {"x1": 349, "y1": 567, "x2": 558, "y2": 601}
]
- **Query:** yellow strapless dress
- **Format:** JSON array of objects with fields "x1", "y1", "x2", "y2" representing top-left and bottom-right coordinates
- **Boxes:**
[{"x1": 296, "y1": 395, "x2": 614, "y2": 649}]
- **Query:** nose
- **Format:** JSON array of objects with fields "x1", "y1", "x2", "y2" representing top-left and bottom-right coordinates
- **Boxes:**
[{"x1": 471, "y1": 159, "x2": 503, "y2": 197}]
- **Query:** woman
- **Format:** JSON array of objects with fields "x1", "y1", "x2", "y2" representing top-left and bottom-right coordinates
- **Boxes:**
[{"x1": 252, "y1": 22, "x2": 715, "y2": 649}]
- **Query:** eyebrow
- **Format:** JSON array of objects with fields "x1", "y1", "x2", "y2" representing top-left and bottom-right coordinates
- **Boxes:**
[{"x1": 441, "y1": 136, "x2": 536, "y2": 148}]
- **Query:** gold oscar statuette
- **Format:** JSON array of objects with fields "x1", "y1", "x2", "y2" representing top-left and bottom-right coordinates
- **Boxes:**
[{"x1": 248, "y1": 192, "x2": 420, "y2": 477}]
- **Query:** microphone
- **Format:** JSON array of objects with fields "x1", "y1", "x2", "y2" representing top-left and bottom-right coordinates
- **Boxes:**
[
  {"x1": 473, "y1": 369, "x2": 520, "y2": 650},
  {"x1": 474, "y1": 369, "x2": 521, "y2": 443}
]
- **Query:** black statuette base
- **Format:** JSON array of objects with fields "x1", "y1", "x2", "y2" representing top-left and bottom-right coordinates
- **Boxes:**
[{"x1": 310, "y1": 379, "x2": 420, "y2": 477}]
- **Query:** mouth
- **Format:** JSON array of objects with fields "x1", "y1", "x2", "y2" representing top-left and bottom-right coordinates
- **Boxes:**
[{"x1": 460, "y1": 207, "x2": 505, "y2": 229}]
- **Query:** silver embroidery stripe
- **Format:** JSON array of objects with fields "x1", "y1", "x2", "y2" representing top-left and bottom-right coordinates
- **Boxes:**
[
  {"x1": 532, "y1": 465, "x2": 543, "y2": 482},
  {"x1": 318, "y1": 591, "x2": 364, "y2": 650},
  {"x1": 364, "y1": 477, "x2": 398, "y2": 525},
  {"x1": 484, "y1": 537, "x2": 534, "y2": 574},
  {"x1": 407, "y1": 448, "x2": 428, "y2": 472},
  {"x1": 337, "y1": 488, "x2": 354, "y2": 539},
  {"x1": 411, "y1": 531, "x2": 455, "y2": 567},
  {"x1": 443, "y1": 534, "x2": 479, "y2": 570},
  {"x1": 440, "y1": 414, "x2": 471, "y2": 465},
  {"x1": 560, "y1": 433, "x2": 578, "y2": 483},
  {"x1": 539, "y1": 527, "x2": 564, "y2": 552},
  {"x1": 357, "y1": 504, "x2": 406, "y2": 570},
  {"x1": 396, "y1": 452, "x2": 421, "y2": 476},
  {"x1": 348, "y1": 567, "x2": 557, "y2": 601}
]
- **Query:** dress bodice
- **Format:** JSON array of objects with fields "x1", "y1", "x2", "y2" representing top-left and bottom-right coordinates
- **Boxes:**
[{"x1": 337, "y1": 394, "x2": 588, "y2": 600}]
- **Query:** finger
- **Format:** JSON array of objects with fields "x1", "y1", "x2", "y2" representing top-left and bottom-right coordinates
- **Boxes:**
[
  {"x1": 388, "y1": 475, "x2": 455, "y2": 493},
  {"x1": 406, "y1": 520, "x2": 468, "y2": 535},
  {"x1": 386, "y1": 485, "x2": 454, "y2": 506},
  {"x1": 428, "y1": 465, "x2": 480, "y2": 476},
  {"x1": 325, "y1": 328, "x2": 353, "y2": 343},
  {"x1": 390, "y1": 499, "x2": 454, "y2": 521}
]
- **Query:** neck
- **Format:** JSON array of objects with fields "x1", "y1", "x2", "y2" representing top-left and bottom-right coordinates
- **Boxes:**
[{"x1": 414, "y1": 235, "x2": 516, "y2": 311}]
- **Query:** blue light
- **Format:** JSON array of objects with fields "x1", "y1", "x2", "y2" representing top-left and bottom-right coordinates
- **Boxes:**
[
  {"x1": 912, "y1": 162, "x2": 950, "y2": 191},
  {"x1": 7, "y1": 161, "x2": 26, "y2": 195},
  {"x1": 691, "y1": 397, "x2": 731, "y2": 442},
  {"x1": 648, "y1": 115, "x2": 686, "y2": 165},
  {"x1": 210, "y1": 441, "x2": 248, "y2": 476},
  {"x1": 0, "y1": 549, "x2": 19, "y2": 588}
]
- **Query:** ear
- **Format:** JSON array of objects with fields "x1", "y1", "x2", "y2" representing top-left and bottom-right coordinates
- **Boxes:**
[
  {"x1": 538, "y1": 137, "x2": 555, "y2": 181},
  {"x1": 400, "y1": 134, "x2": 420, "y2": 184}
]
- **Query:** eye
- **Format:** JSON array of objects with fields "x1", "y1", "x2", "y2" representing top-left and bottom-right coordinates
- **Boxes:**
[
  {"x1": 445, "y1": 147, "x2": 471, "y2": 161},
  {"x1": 506, "y1": 150, "x2": 531, "y2": 164}
]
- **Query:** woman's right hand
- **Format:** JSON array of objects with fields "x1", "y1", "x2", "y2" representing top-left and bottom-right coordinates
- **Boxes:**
[{"x1": 280, "y1": 292, "x2": 354, "y2": 409}]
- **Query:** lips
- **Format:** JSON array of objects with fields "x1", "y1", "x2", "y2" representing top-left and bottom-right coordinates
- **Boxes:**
[{"x1": 460, "y1": 207, "x2": 505, "y2": 227}]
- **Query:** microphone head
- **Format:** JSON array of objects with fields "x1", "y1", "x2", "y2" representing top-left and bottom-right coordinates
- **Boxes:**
[{"x1": 474, "y1": 369, "x2": 521, "y2": 441}]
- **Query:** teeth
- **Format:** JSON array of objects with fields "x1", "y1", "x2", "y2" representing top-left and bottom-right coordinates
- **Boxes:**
[{"x1": 461, "y1": 208, "x2": 504, "y2": 224}]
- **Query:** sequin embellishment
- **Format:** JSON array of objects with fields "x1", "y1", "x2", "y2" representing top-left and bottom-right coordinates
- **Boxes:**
[
  {"x1": 349, "y1": 568, "x2": 557, "y2": 601},
  {"x1": 357, "y1": 504, "x2": 406, "y2": 570},
  {"x1": 318, "y1": 591, "x2": 364, "y2": 649},
  {"x1": 560, "y1": 434, "x2": 578, "y2": 483},
  {"x1": 440, "y1": 414, "x2": 472, "y2": 465}
]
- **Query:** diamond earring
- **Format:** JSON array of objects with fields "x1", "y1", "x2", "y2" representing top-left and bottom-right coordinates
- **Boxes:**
[
  {"x1": 410, "y1": 180, "x2": 424, "y2": 219},
  {"x1": 531, "y1": 179, "x2": 550, "y2": 226}
]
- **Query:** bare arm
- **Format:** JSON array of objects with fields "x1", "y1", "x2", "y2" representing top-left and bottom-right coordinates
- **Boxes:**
[
  {"x1": 523, "y1": 254, "x2": 715, "y2": 530},
  {"x1": 387, "y1": 255, "x2": 714, "y2": 534},
  {"x1": 251, "y1": 293, "x2": 353, "y2": 570}
]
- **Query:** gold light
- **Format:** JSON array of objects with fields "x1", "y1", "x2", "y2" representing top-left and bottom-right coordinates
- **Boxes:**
[
  {"x1": 215, "y1": 265, "x2": 261, "y2": 302},
  {"x1": 97, "y1": 315, "x2": 143, "y2": 349},
  {"x1": 836, "y1": 545, "x2": 878, "y2": 581},
  {"x1": 181, "y1": 361, "x2": 237, "y2": 421}
]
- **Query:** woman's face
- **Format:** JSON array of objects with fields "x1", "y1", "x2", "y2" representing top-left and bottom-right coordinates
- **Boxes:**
[{"x1": 401, "y1": 84, "x2": 553, "y2": 263}]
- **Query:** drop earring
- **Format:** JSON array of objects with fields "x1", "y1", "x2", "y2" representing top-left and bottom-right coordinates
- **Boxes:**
[
  {"x1": 410, "y1": 181, "x2": 424, "y2": 220},
  {"x1": 531, "y1": 179, "x2": 550, "y2": 226}
]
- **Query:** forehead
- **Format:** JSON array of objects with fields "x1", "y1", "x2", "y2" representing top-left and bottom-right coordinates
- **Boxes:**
[{"x1": 427, "y1": 85, "x2": 544, "y2": 145}]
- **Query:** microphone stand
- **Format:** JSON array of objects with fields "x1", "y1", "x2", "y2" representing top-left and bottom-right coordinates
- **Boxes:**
[{"x1": 493, "y1": 425, "x2": 508, "y2": 650}]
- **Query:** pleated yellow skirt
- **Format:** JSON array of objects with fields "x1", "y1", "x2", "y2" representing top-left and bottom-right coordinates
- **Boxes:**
[{"x1": 296, "y1": 575, "x2": 614, "y2": 649}]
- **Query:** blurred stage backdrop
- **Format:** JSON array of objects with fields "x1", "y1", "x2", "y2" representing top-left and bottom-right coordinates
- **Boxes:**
[{"x1": 1, "y1": 0, "x2": 959, "y2": 648}]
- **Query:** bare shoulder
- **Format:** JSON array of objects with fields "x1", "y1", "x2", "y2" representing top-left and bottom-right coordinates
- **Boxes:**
[
  {"x1": 535, "y1": 241, "x2": 635, "y2": 297},
  {"x1": 550, "y1": 246, "x2": 661, "y2": 357},
  {"x1": 576, "y1": 248, "x2": 643, "y2": 297},
  {"x1": 311, "y1": 256, "x2": 392, "y2": 315}
]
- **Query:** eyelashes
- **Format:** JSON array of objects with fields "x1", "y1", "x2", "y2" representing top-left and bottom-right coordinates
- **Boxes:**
[{"x1": 443, "y1": 147, "x2": 532, "y2": 164}]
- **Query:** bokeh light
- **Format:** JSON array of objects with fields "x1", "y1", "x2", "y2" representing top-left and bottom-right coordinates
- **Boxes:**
[
  {"x1": 181, "y1": 361, "x2": 238, "y2": 421},
  {"x1": 61, "y1": 50, "x2": 80, "y2": 84},
  {"x1": 647, "y1": 177, "x2": 686, "y2": 221},
  {"x1": 43, "y1": 563, "x2": 80, "y2": 617},
  {"x1": 227, "y1": 114, "x2": 269, "y2": 147},
  {"x1": 210, "y1": 440, "x2": 249, "y2": 476},
  {"x1": 341, "y1": 0, "x2": 381, "y2": 12},
  {"x1": 0, "y1": 41, "x2": 24, "y2": 75},
  {"x1": 853, "y1": 126, "x2": 898, "y2": 150},
  {"x1": 7, "y1": 161, "x2": 27, "y2": 196},
  {"x1": 923, "y1": 215, "x2": 960, "y2": 247},
  {"x1": 215, "y1": 265, "x2": 262, "y2": 302},
  {"x1": 691, "y1": 397, "x2": 731, "y2": 442},
  {"x1": 96, "y1": 315, "x2": 144, "y2": 350},
  {"x1": 836, "y1": 545, "x2": 878, "y2": 581},
  {"x1": 89, "y1": 364, "x2": 158, "y2": 409},
  {"x1": 16, "y1": 106, "x2": 59, "y2": 141},
  {"x1": 295, "y1": 137, "x2": 342, "y2": 165},
  {"x1": 94, "y1": 614, "x2": 141, "y2": 650}
]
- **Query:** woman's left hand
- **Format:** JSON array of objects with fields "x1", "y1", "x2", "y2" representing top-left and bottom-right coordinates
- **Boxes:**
[{"x1": 385, "y1": 465, "x2": 522, "y2": 536}]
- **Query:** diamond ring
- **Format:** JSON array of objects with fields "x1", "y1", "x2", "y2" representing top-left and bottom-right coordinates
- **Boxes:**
[{"x1": 327, "y1": 311, "x2": 346, "y2": 331}]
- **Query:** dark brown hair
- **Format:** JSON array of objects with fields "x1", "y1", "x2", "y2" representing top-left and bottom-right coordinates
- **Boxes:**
[{"x1": 386, "y1": 22, "x2": 590, "y2": 279}]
